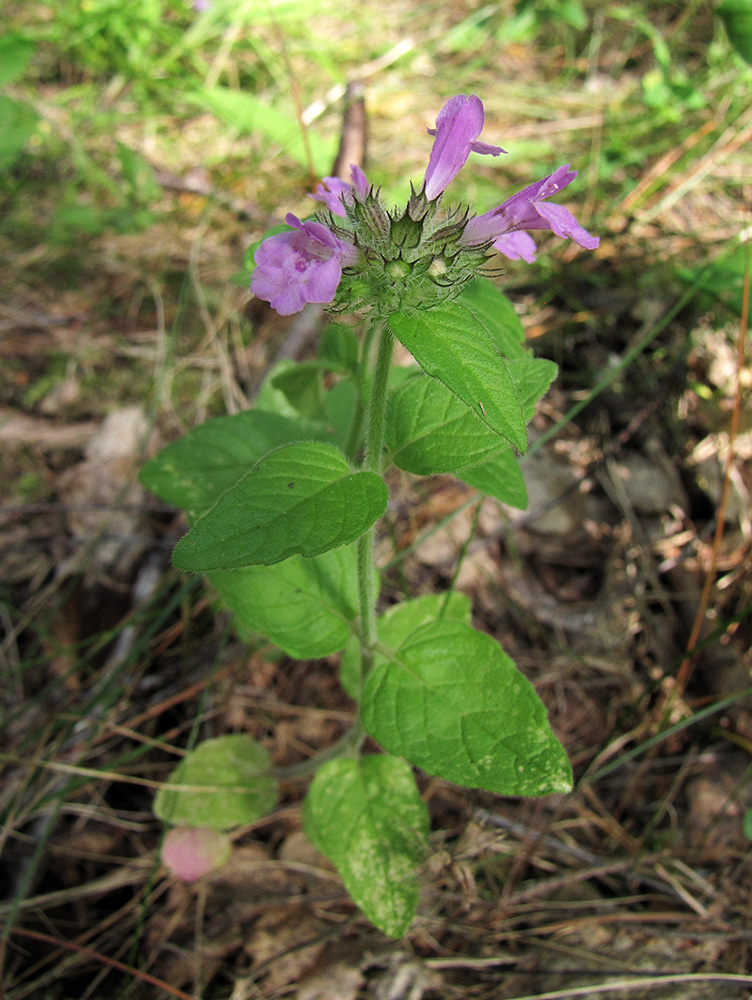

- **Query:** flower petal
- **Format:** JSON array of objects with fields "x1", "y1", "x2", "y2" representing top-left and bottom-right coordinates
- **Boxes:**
[
  {"x1": 251, "y1": 216, "x2": 357, "y2": 315},
  {"x1": 349, "y1": 164, "x2": 369, "y2": 197},
  {"x1": 493, "y1": 231, "x2": 538, "y2": 263},
  {"x1": 310, "y1": 177, "x2": 352, "y2": 217},
  {"x1": 534, "y1": 202, "x2": 599, "y2": 249},
  {"x1": 309, "y1": 165, "x2": 370, "y2": 217},
  {"x1": 424, "y1": 94, "x2": 504, "y2": 201},
  {"x1": 461, "y1": 164, "x2": 598, "y2": 253}
]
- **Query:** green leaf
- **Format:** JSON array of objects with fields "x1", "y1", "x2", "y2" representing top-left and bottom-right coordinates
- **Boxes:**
[
  {"x1": 744, "y1": 808, "x2": 752, "y2": 841},
  {"x1": 389, "y1": 301, "x2": 527, "y2": 452},
  {"x1": 318, "y1": 323, "x2": 359, "y2": 372},
  {"x1": 455, "y1": 278, "x2": 527, "y2": 360},
  {"x1": 456, "y1": 283, "x2": 558, "y2": 420},
  {"x1": 361, "y1": 621, "x2": 572, "y2": 797},
  {"x1": 154, "y1": 734, "x2": 278, "y2": 830},
  {"x1": 459, "y1": 448, "x2": 528, "y2": 509},
  {"x1": 0, "y1": 95, "x2": 38, "y2": 170},
  {"x1": 507, "y1": 357, "x2": 558, "y2": 420},
  {"x1": 140, "y1": 410, "x2": 334, "y2": 521},
  {"x1": 323, "y1": 379, "x2": 359, "y2": 453},
  {"x1": 272, "y1": 363, "x2": 326, "y2": 420},
  {"x1": 185, "y1": 87, "x2": 336, "y2": 173},
  {"x1": 209, "y1": 544, "x2": 365, "y2": 659},
  {"x1": 387, "y1": 354, "x2": 556, "y2": 479},
  {"x1": 173, "y1": 441, "x2": 388, "y2": 570},
  {"x1": 0, "y1": 33, "x2": 35, "y2": 86},
  {"x1": 271, "y1": 360, "x2": 359, "y2": 423},
  {"x1": 303, "y1": 755, "x2": 429, "y2": 937},
  {"x1": 340, "y1": 591, "x2": 472, "y2": 697},
  {"x1": 387, "y1": 375, "x2": 507, "y2": 475},
  {"x1": 116, "y1": 141, "x2": 161, "y2": 204},
  {"x1": 718, "y1": 0, "x2": 752, "y2": 64}
]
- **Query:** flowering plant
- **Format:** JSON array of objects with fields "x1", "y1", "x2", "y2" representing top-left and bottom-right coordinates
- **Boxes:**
[
  {"x1": 252, "y1": 95, "x2": 596, "y2": 316},
  {"x1": 141, "y1": 94, "x2": 598, "y2": 936}
]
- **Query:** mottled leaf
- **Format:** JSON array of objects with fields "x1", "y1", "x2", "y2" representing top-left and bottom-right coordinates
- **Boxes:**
[
  {"x1": 209, "y1": 544, "x2": 366, "y2": 659},
  {"x1": 362, "y1": 621, "x2": 572, "y2": 797},
  {"x1": 154, "y1": 734, "x2": 278, "y2": 830},
  {"x1": 303, "y1": 755, "x2": 429, "y2": 937}
]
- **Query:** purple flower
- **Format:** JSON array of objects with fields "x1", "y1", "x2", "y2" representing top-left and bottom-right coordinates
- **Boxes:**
[
  {"x1": 310, "y1": 164, "x2": 369, "y2": 217},
  {"x1": 493, "y1": 232, "x2": 538, "y2": 263},
  {"x1": 462, "y1": 164, "x2": 599, "y2": 254},
  {"x1": 423, "y1": 95, "x2": 505, "y2": 201},
  {"x1": 250, "y1": 213, "x2": 359, "y2": 315}
]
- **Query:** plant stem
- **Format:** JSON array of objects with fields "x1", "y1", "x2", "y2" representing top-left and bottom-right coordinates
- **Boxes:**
[
  {"x1": 344, "y1": 322, "x2": 375, "y2": 462},
  {"x1": 362, "y1": 322, "x2": 393, "y2": 475},
  {"x1": 272, "y1": 726, "x2": 363, "y2": 779},
  {"x1": 356, "y1": 320, "x2": 394, "y2": 698},
  {"x1": 281, "y1": 322, "x2": 394, "y2": 773}
]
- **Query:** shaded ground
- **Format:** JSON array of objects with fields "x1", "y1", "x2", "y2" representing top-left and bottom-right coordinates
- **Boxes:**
[{"x1": 2, "y1": 3, "x2": 752, "y2": 998}]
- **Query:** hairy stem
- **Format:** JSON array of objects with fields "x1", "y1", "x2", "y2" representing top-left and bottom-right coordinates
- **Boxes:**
[
  {"x1": 282, "y1": 322, "x2": 394, "y2": 773},
  {"x1": 356, "y1": 321, "x2": 394, "y2": 698}
]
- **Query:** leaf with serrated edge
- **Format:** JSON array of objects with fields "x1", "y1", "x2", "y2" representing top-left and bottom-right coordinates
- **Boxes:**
[
  {"x1": 387, "y1": 375, "x2": 504, "y2": 474},
  {"x1": 459, "y1": 448, "x2": 528, "y2": 510},
  {"x1": 140, "y1": 410, "x2": 334, "y2": 521},
  {"x1": 340, "y1": 592, "x2": 472, "y2": 697},
  {"x1": 303, "y1": 755, "x2": 429, "y2": 938},
  {"x1": 507, "y1": 357, "x2": 558, "y2": 421},
  {"x1": 210, "y1": 543, "x2": 373, "y2": 659},
  {"x1": 362, "y1": 621, "x2": 571, "y2": 797},
  {"x1": 456, "y1": 278, "x2": 527, "y2": 359},
  {"x1": 154, "y1": 734, "x2": 278, "y2": 830},
  {"x1": 389, "y1": 302, "x2": 527, "y2": 452},
  {"x1": 387, "y1": 353, "x2": 556, "y2": 480},
  {"x1": 172, "y1": 441, "x2": 388, "y2": 570}
]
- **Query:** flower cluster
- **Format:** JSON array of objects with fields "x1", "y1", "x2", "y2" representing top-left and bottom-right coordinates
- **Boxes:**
[{"x1": 250, "y1": 94, "x2": 599, "y2": 316}]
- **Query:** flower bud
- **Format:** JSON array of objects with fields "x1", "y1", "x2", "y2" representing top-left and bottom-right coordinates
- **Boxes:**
[
  {"x1": 407, "y1": 186, "x2": 433, "y2": 222},
  {"x1": 390, "y1": 209, "x2": 423, "y2": 249},
  {"x1": 385, "y1": 258, "x2": 413, "y2": 281},
  {"x1": 351, "y1": 194, "x2": 391, "y2": 242}
]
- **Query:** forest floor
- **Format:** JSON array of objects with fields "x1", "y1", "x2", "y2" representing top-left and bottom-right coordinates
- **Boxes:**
[{"x1": 1, "y1": 2, "x2": 752, "y2": 998}]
